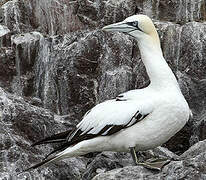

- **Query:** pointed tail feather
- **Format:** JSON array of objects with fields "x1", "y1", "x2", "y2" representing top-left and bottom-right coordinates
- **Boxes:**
[
  {"x1": 23, "y1": 156, "x2": 55, "y2": 172},
  {"x1": 21, "y1": 128, "x2": 82, "y2": 172},
  {"x1": 25, "y1": 127, "x2": 96, "y2": 171},
  {"x1": 23, "y1": 152, "x2": 65, "y2": 172},
  {"x1": 32, "y1": 129, "x2": 74, "y2": 146}
]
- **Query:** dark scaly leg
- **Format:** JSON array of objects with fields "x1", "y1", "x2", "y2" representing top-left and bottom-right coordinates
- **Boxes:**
[{"x1": 129, "y1": 147, "x2": 170, "y2": 171}]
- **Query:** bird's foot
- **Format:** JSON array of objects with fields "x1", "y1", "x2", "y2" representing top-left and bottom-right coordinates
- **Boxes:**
[{"x1": 136, "y1": 158, "x2": 171, "y2": 171}]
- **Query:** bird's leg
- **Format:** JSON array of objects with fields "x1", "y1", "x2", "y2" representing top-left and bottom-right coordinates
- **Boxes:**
[
  {"x1": 129, "y1": 147, "x2": 170, "y2": 171},
  {"x1": 130, "y1": 147, "x2": 139, "y2": 165}
]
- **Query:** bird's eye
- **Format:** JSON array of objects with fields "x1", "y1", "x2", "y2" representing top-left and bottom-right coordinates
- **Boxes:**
[{"x1": 132, "y1": 21, "x2": 138, "y2": 27}]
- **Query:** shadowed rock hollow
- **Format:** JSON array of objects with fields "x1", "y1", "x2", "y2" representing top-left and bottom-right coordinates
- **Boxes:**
[{"x1": 0, "y1": 0, "x2": 206, "y2": 179}]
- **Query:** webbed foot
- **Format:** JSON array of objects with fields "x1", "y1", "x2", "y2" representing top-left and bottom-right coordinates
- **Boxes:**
[
  {"x1": 137, "y1": 158, "x2": 171, "y2": 171},
  {"x1": 129, "y1": 147, "x2": 171, "y2": 171}
]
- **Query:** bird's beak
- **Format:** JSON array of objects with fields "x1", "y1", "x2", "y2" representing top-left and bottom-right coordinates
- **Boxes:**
[{"x1": 102, "y1": 21, "x2": 136, "y2": 34}]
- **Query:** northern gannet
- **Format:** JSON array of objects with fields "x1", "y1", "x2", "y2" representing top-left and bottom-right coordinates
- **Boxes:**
[{"x1": 25, "y1": 15, "x2": 190, "y2": 171}]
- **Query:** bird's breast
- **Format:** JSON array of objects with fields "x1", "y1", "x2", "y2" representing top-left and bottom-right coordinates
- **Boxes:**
[{"x1": 110, "y1": 101, "x2": 189, "y2": 151}]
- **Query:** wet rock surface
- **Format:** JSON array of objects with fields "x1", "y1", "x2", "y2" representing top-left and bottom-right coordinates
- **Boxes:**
[{"x1": 0, "y1": 0, "x2": 206, "y2": 179}]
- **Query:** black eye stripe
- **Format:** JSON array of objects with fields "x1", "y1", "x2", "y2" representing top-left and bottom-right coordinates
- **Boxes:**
[
  {"x1": 126, "y1": 21, "x2": 143, "y2": 33},
  {"x1": 126, "y1": 21, "x2": 138, "y2": 27}
]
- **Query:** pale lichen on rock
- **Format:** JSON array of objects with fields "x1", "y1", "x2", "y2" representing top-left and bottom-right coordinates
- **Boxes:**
[{"x1": 0, "y1": 0, "x2": 206, "y2": 179}]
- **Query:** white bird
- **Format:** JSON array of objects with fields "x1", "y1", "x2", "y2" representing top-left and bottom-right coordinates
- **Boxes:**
[{"x1": 26, "y1": 15, "x2": 190, "y2": 171}]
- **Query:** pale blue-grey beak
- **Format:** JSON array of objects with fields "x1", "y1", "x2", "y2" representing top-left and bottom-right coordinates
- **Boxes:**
[{"x1": 102, "y1": 21, "x2": 143, "y2": 34}]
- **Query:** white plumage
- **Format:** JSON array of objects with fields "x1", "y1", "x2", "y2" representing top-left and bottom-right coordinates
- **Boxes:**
[{"x1": 27, "y1": 15, "x2": 190, "y2": 171}]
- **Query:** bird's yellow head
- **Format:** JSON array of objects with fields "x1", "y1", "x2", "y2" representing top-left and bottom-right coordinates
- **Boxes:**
[{"x1": 102, "y1": 15, "x2": 160, "y2": 47}]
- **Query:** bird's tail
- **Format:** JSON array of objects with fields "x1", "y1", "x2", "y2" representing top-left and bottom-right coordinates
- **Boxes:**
[
  {"x1": 23, "y1": 149, "x2": 68, "y2": 172},
  {"x1": 23, "y1": 129, "x2": 75, "y2": 172},
  {"x1": 24, "y1": 127, "x2": 95, "y2": 171}
]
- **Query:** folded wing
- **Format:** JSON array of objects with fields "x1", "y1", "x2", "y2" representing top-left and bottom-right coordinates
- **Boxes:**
[{"x1": 27, "y1": 97, "x2": 153, "y2": 171}]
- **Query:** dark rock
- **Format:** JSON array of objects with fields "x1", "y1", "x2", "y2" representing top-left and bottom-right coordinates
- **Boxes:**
[
  {"x1": 196, "y1": 110, "x2": 206, "y2": 141},
  {"x1": 136, "y1": 0, "x2": 206, "y2": 23},
  {"x1": 92, "y1": 166, "x2": 154, "y2": 180},
  {"x1": 1, "y1": 0, "x2": 33, "y2": 33},
  {"x1": 84, "y1": 147, "x2": 179, "y2": 179},
  {"x1": 1, "y1": 0, "x2": 137, "y2": 35},
  {"x1": 143, "y1": 146, "x2": 179, "y2": 160},
  {"x1": 0, "y1": 87, "x2": 89, "y2": 179},
  {"x1": 10, "y1": 32, "x2": 42, "y2": 96},
  {"x1": 27, "y1": 0, "x2": 85, "y2": 35},
  {"x1": 11, "y1": 32, "x2": 42, "y2": 74},
  {"x1": 0, "y1": 46, "x2": 15, "y2": 91},
  {"x1": 180, "y1": 139, "x2": 206, "y2": 159},
  {"x1": 0, "y1": 24, "x2": 11, "y2": 46},
  {"x1": 33, "y1": 30, "x2": 141, "y2": 117},
  {"x1": 93, "y1": 141, "x2": 206, "y2": 180},
  {"x1": 0, "y1": 0, "x2": 206, "y2": 179},
  {"x1": 83, "y1": 151, "x2": 133, "y2": 180},
  {"x1": 160, "y1": 155, "x2": 206, "y2": 180}
]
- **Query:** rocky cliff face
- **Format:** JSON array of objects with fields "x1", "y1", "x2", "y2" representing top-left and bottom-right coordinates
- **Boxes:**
[{"x1": 0, "y1": 0, "x2": 206, "y2": 179}]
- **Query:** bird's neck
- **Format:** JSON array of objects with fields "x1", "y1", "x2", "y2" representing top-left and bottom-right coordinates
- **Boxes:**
[{"x1": 137, "y1": 37, "x2": 179, "y2": 90}]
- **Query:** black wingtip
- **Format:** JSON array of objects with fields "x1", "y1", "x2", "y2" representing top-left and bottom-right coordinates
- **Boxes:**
[
  {"x1": 31, "y1": 130, "x2": 74, "y2": 147},
  {"x1": 31, "y1": 139, "x2": 66, "y2": 147},
  {"x1": 43, "y1": 143, "x2": 70, "y2": 160}
]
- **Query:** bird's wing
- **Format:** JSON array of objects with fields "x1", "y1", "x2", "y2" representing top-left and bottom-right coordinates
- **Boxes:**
[
  {"x1": 69, "y1": 98, "x2": 153, "y2": 142},
  {"x1": 27, "y1": 94, "x2": 154, "y2": 171}
]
